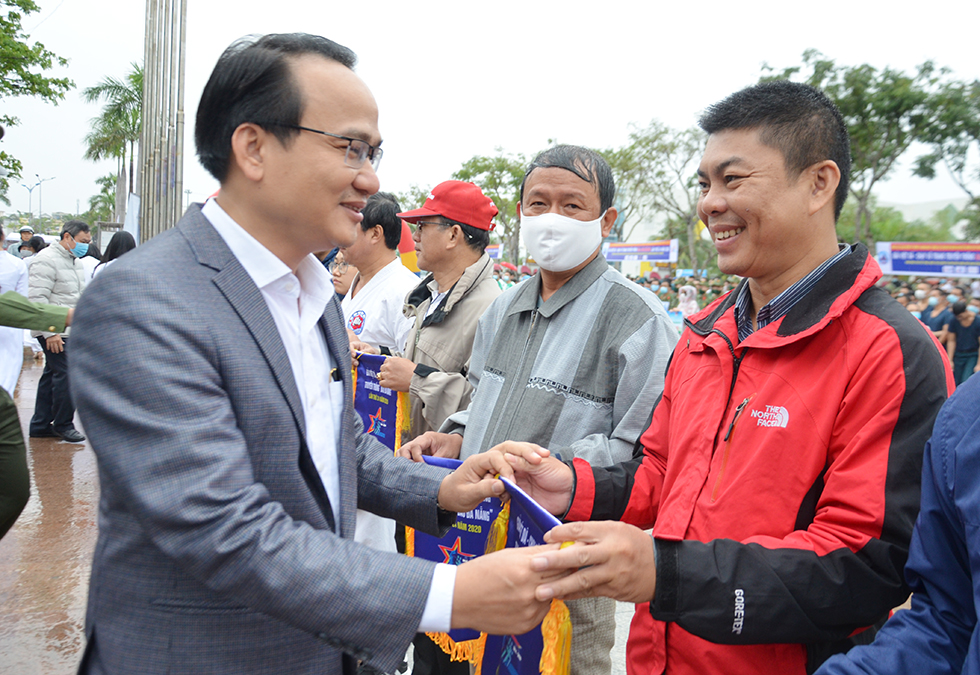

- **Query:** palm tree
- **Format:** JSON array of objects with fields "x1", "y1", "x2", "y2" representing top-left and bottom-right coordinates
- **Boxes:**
[{"x1": 82, "y1": 64, "x2": 142, "y2": 219}]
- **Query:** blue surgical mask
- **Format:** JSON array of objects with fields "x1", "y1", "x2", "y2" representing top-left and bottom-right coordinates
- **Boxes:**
[
  {"x1": 71, "y1": 241, "x2": 89, "y2": 258},
  {"x1": 969, "y1": 305, "x2": 979, "y2": 314},
  {"x1": 928, "y1": 296, "x2": 939, "y2": 307},
  {"x1": 910, "y1": 311, "x2": 922, "y2": 319},
  {"x1": 947, "y1": 295, "x2": 958, "y2": 304}
]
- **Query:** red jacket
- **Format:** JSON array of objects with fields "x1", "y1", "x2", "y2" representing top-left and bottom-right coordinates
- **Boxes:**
[{"x1": 567, "y1": 246, "x2": 954, "y2": 674}]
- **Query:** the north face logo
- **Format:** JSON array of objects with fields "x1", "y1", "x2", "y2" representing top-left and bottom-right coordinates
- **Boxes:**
[{"x1": 750, "y1": 405, "x2": 789, "y2": 428}]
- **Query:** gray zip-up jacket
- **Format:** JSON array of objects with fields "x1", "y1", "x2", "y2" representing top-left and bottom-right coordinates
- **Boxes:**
[{"x1": 443, "y1": 254, "x2": 679, "y2": 466}]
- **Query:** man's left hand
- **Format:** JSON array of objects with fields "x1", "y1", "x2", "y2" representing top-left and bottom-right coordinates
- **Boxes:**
[
  {"x1": 531, "y1": 521, "x2": 657, "y2": 604},
  {"x1": 378, "y1": 356, "x2": 415, "y2": 392},
  {"x1": 436, "y1": 450, "x2": 512, "y2": 512}
]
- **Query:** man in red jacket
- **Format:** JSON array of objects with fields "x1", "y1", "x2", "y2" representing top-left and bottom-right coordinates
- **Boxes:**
[{"x1": 500, "y1": 81, "x2": 954, "y2": 674}]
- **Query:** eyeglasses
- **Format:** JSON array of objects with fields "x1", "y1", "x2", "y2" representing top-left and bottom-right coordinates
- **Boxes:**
[
  {"x1": 259, "y1": 122, "x2": 383, "y2": 171},
  {"x1": 328, "y1": 259, "x2": 349, "y2": 274},
  {"x1": 414, "y1": 220, "x2": 452, "y2": 232}
]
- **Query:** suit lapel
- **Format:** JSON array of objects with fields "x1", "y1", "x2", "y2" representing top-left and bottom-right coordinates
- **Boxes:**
[
  {"x1": 211, "y1": 261, "x2": 308, "y2": 439},
  {"x1": 320, "y1": 295, "x2": 358, "y2": 539},
  {"x1": 178, "y1": 207, "x2": 344, "y2": 529}
]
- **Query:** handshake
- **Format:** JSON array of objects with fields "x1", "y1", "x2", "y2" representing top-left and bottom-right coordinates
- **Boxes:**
[{"x1": 424, "y1": 438, "x2": 657, "y2": 636}]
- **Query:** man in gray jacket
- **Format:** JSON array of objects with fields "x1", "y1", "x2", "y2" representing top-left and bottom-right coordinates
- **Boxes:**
[
  {"x1": 399, "y1": 145, "x2": 680, "y2": 674},
  {"x1": 28, "y1": 219, "x2": 90, "y2": 443}
]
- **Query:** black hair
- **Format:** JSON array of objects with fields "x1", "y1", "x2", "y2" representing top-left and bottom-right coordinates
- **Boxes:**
[
  {"x1": 450, "y1": 220, "x2": 490, "y2": 254},
  {"x1": 103, "y1": 231, "x2": 137, "y2": 262},
  {"x1": 62, "y1": 220, "x2": 91, "y2": 239},
  {"x1": 95, "y1": 231, "x2": 137, "y2": 271},
  {"x1": 952, "y1": 301, "x2": 968, "y2": 316},
  {"x1": 699, "y1": 80, "x2": 851, "y2": 221},
  {"x1": 520, "y1": 144, "x2": 615, "y2": 213},
  {"x1": 361, "y1": 192, "x2": 402, "y2": 250},
  {"x1": 195, "y1": 33, "x2": 357, "y2": 181},
  {"x1": 85, "y1": 242, "x2": 103, "y2": 261},
  {"x1": 25, "y1": 235, "x2": 47, "y2": 253}
]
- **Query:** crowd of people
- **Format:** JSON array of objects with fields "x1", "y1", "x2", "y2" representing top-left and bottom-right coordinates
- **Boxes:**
[
  {"x1": 619, "y1": 271, "x2": 980, "y2": 385},
  {"x1": 1, "y1": 30, "x2": 979, "y2": 675}
]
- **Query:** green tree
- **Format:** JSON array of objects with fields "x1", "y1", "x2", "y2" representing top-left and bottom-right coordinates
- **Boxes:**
[
  {"x1": 602, "y1": 121, "x2": 707, "y2": 271},
  {"x1": 0, "y1": 0, "x2": 74, "y2": 204},
  {"x1": 452, "y1": 149, "x2": 526, "y2": 263},
  {"x1": 391, "y1": 184, "x2": 430, "y2": 213},
  {"x1": 83, "y1": 174, "x2": 116, "y2": 224},
  {"x1": 912, "y1": 78, "x2": 980, "y2": 240},
  {"x1": 836, "y1": 195, "x2": 956, "y2": 244},
  {"x1": 82, "y1": 63, "x2": 142, "y2": 220},
  {"x1": 762, "y1": 50, "x2": 942, "y2": 247}
]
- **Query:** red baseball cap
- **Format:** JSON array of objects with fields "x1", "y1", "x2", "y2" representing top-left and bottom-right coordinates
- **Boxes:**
[{"x1": 397, "y1": 180, "x2": 498, "y2": 232}]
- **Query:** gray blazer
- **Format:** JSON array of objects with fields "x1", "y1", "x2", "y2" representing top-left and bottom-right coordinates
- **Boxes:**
[{"x1": 70, "y1": 205, "x2": 452, "y2": 674}]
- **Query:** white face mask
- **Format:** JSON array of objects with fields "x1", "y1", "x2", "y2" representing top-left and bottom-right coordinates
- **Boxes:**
[{"x1": 520, "y1": 210, "x2": 605, "y2": 272}]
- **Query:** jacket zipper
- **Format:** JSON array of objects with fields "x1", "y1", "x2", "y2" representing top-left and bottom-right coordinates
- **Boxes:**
[
  {"x1": 708, "y1": 329, "x2": 748, "y2": 502},
  {"x1": 488, "y1": 309, "x2": 539, "y2": 443},
  {"x1": 712, "y1": 395, "x2": 752, "y2": 502}
]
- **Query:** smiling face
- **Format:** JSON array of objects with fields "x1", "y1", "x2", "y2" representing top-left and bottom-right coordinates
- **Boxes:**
[
  {"x1": 255, "y1": 55, "x2": 381, "y2": 258},
  {"x1": 697, "y1": 128, "x2": 829, "y2": 293}
]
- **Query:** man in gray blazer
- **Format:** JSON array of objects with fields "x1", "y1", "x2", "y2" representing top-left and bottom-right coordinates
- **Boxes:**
[{"x1": 69, "y1": 34, "x2": 559, "y2": 675}]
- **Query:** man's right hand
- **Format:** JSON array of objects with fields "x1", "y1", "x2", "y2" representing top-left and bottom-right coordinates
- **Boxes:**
[
  {"x1": 397, "y1": 431, "x2": 462, "y2": 462},
  {"x1": 46, "y1": 334, "x2": 64, "y2": 354},
  {"x1": 451, "y1": 545, "x2": 567, "y2": 634},
  {"x1": 496, "y1": 442, "x2": 575, "y2": 517}
]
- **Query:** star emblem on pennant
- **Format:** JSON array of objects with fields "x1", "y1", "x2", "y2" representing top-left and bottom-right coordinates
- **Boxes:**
[{"x1": 438, "y1": 537, "x2": 475, "y2": 566}]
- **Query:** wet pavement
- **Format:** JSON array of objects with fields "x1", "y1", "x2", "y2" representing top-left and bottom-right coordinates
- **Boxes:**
[
  {"x1": 0, "y1": 354, "x2": 633, "y2": 675},
  {"x1": 0, "y1": 354, "x2": 98, "y2": 675}
]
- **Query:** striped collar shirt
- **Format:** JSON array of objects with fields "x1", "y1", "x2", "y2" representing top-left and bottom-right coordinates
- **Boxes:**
[{"x1": 734, "y1": 244, "x2": 852, "y2": 343}]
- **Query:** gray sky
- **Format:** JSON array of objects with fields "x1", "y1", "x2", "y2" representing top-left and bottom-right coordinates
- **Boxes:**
[{"x1": 4, "y1": 0, "x2": 980, "y2": 222}]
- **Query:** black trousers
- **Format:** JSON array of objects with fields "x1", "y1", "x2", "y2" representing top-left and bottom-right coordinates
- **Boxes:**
[
  {"x1": 411, "y1": 634, "x2": 469, "y2": 675},
  {"x1": 29, "y1": 336, "x2": 76, "y2": 434}
]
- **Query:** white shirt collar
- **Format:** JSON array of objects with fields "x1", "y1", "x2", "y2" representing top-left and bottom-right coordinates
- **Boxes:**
[{"x1": 201, "y1": 198, "x2": 334, "y2": 315}]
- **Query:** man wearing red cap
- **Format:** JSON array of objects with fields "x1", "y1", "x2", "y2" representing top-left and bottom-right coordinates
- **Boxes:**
[
  {"x1": 371, "y1": 180, "x2": 501, "y2": 675},
  {"x1": 376, "y1": 181, "x2": 500, "y2": 442}
]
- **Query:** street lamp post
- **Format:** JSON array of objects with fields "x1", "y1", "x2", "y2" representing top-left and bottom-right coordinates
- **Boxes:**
[
  {"x1": 21, "y1": 180, "x2": 40, "y2": 225},
  {"x1": 36, "y1": 174, "x2": 55, "y2": 224}
]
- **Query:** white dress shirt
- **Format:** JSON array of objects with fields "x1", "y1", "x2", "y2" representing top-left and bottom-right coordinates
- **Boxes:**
[{"x1": 201, "y1": 200, "x2": 454, "y2": 632}]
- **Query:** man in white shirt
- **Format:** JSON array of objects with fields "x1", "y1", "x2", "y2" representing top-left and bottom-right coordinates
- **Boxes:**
[
  {"x1": 0, "y1": 225, "x2": 29, "y2": 394},
  {"x1": 68, "y1": 33, "x2": 563, "y2": 675},
  {"x1": 341, "y1": 191, "x2": 418, "y2": 352},
  {"x1": 340, "y1": 191, "x2": 419, "y2": 559}
]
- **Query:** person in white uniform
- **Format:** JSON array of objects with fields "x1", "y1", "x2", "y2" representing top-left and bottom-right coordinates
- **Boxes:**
[
  {"x1": 341, "y1": 192, "x2": 419, "y2": 354},
  {"x1": 340, "y1": 191, "x2": 420, "y2": 556},
  {"x1": 0, "y1": 226, "x2": 29, "y2": 394}
]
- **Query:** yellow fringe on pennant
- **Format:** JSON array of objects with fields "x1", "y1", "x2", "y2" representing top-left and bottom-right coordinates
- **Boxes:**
[
  {"x1": 395, "y1": 390, "x2": 411, "y2": 452},
  {"x1": 405, "y1": 526, "x2": 414, "y2": 558},
  {"x1": 484, "y1": 501, "x2": 510, "y2": 554},
  {"x1": 539, "y1": 598, "x2": 572, "y2": 675},
  {"x1": 426, "y1": 630, "x2": 487, "y2": 665}
]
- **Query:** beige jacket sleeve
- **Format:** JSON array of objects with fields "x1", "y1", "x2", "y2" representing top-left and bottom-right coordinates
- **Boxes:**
[{"x1": 408, "y1": 358, "x2": 474, "y2": 434}]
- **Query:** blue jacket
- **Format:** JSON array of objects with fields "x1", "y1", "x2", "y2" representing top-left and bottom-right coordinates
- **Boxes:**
[{"x1": 817, "y1": 372, "x2": 980, "y2": 674}]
